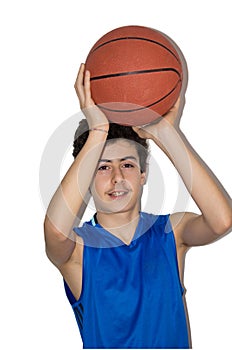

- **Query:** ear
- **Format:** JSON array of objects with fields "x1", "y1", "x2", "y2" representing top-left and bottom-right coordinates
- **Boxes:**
[{"x1": 140, "y1": 171, "x2": 147, "y2": 185}]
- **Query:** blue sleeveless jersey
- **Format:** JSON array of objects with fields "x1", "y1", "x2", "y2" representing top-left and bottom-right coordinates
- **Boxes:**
[{"x1": 64, "y1": 212, "x2": 190, "y2": 348}]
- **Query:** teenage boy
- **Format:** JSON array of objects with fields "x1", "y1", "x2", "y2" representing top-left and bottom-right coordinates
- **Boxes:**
[{"x1": 44, "y1": 64, "x2": 232, "y2": 349}]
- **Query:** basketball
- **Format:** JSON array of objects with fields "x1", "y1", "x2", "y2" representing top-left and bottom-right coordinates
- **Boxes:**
[{"x1": 85, "y1": 25, "x2": 183, "y2": 126}]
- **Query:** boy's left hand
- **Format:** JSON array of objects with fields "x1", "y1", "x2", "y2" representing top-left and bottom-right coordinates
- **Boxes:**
[{"x1": 132, "y1": 96, "x2": 183, "y2": 140}]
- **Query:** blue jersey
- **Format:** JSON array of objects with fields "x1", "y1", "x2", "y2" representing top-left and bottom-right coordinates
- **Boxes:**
[{"x1": 64, "y1": 212, "x2": 190, "y2": 348}]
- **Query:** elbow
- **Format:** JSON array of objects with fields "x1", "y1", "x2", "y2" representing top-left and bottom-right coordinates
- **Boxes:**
[
  {"x1": 44, "y1": 215, "x2": 66, "y2": 241},
  {"x1": 214, "y1": 212, "x2": 232, "y2": 236}
]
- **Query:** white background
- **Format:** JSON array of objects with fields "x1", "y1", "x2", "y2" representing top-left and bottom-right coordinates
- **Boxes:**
[{"x1": 1, "y1": 0, "x2": 232, "y2": 349}]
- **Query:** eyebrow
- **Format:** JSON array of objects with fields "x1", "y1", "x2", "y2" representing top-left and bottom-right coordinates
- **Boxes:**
[{"x1": 98, "y1": 156, "x2": 138, "y2": 163}]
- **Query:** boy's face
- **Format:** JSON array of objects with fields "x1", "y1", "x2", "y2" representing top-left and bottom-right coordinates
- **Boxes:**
[{"x1": 90, "y1": 139, "x2": 146, "y2": 214}]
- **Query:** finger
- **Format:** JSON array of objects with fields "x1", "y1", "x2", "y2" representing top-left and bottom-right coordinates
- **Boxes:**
[
  {"x1": 74, "y1": 63, "x2": 85, "y2": 102},
  {"x1": 163, "y1": 98, "x2": 180, "y2": 119},
  {"x1": 174, "y1": 96, "x2": 181, "y2": 109},
  {"x1": 84, "y1": 70, "x2": 94, "y2": 106},
  {"x1": 170, "y1": 96, "x2": 181, "y2": 112},
  {"x1": 132, "y1": 126, "x2": 141, "y2": 133},
  {"x1": 132, "y1": 126, "x2": 145, "y2": 138},
  {"x1": 74, "y1": 63, "x2": 85, "y2": 87}
]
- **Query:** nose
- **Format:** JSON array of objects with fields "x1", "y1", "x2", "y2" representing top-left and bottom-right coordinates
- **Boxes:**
[{"x1": 111, "y1": 166, "x2": 124, "y2": 184}]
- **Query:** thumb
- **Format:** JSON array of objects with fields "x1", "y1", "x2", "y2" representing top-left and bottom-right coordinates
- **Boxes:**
[{"x1": 132, "y1": 126, "x2": 140, "y2": 133}]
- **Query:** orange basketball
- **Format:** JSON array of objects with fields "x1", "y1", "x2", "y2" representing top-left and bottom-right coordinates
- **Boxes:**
[{"x1": 85, "y1": 25, "x2": 183, "y2": 126}]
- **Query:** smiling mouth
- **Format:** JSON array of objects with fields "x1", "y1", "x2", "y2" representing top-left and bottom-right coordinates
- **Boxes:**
[{"x1": 108, "y1": 191, "x2": 130, "y2": 199}]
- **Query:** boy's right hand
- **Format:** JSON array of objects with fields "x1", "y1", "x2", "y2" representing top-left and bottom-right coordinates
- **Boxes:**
[{"x1": 74, "y1": 63, "x2": 109, "y2": 131}]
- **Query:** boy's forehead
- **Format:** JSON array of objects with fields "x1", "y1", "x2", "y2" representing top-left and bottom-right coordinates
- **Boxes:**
[{"x1": 101, "y1": 139, "x2": 139, "y2": 161}]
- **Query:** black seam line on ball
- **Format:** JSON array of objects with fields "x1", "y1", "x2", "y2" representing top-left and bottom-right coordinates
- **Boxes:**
[
  {"x1": 90, "y1": 36, "x2": 181, "y2": 63},
  {"x1": 90, "y1": 68, "x2": 181, "y2": 81},
  {"x1": 97, "y1": 79, "x2": 181, "y2": 113}
]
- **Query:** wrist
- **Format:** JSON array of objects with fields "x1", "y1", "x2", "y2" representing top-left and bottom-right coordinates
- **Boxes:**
[
  {"x1": 89, "y1": 127, "x2": 108, "y2": 134},
  {"x1": 87, "y1": 127, "x2": 109, "y2": 143},
  {"x1": 152, "y1": 121, "x2": 180, "y2": 144}
]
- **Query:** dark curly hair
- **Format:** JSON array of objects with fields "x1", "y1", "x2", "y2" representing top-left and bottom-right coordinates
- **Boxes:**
[{"x1": 73, "y1": 119, "x2": 149, "y2": 173}]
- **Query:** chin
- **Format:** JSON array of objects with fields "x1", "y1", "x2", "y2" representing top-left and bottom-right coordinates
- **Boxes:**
[{"x1": 96, "y1": 202, "x2": 139, "y2": 215}]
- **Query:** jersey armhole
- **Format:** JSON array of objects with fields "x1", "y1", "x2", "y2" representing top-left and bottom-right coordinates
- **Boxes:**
[
  {"x1": 167, "y1": 215, "x2": 186, "y2": 295},
  {"x1": 63, "y1": 243, "x2": 85, "y2": 306},
  {"x1": 64, "y1": 279, "x2": 77, "y2": 305}
]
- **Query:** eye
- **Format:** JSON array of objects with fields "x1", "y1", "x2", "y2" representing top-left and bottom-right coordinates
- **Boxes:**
[
  {"x1": 98, "y1": 165, "x2": 110, "y2": 171},
  {"x1": 122, "y1": 163, "x2": 135, "y2": 169}
]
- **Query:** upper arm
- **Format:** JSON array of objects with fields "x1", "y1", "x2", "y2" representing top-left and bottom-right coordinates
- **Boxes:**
[
  {"x1": 44, "y1": 215, "x2": 78, "y2": 267},
  {"x1": 170, "y1": 212, "x2": 221, "y2": 248}
]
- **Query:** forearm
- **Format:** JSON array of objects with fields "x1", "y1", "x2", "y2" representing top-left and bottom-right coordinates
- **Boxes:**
[
  {"x1": 44, "y1": 63, "x2": 110, "y2": 266},
  {"x1": 44, "y1": 129, "x2": 108, "y2": 239},
  {"x1": 154, "y1": 123, "x2": 232, "y2": 234}
]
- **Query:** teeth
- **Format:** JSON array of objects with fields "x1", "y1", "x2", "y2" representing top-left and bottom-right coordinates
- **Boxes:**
[{"x1": 111, "y1": 191, "x2": 126, "y2": 197}]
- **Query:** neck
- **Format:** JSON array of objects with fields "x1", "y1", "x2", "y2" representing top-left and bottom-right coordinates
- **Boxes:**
[{"x1": 96, "y1": 210, "x2": 140, "y2": 245}]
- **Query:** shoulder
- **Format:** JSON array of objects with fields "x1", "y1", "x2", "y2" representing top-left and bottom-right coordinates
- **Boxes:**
[
  {"x1": 141, "y1": 212, "x2": 173, "y2": 236},
  {"x1": 73, "y1": 219, "x2": 96, "y2": 243},
  {"x1": 141, "y1": 212, "x2": 169, "y2": 224}
]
